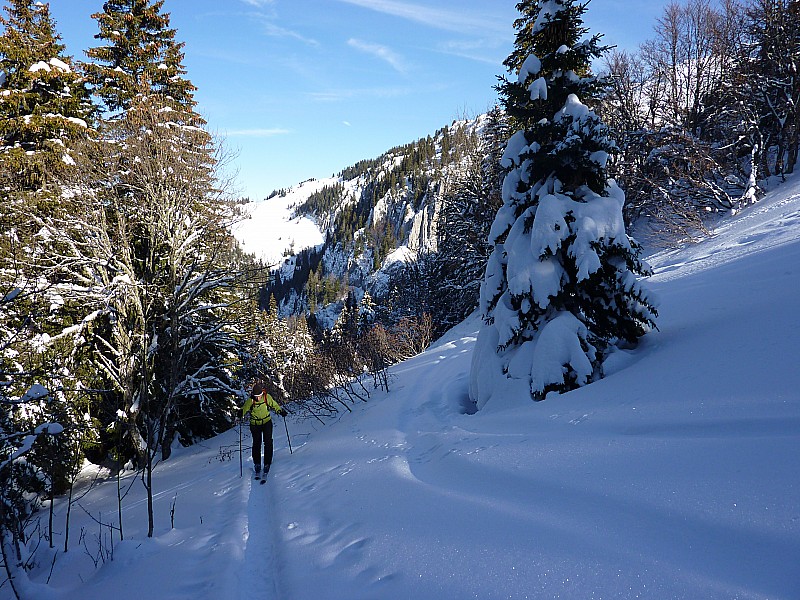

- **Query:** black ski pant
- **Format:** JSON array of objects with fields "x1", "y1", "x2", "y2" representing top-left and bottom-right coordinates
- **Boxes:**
[{"x1": 250, "y1": 420, "x2": 274, "y2": 472}]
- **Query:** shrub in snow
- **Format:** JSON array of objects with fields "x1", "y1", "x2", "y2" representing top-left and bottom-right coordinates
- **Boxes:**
[{"x1": 470, "y1": 0, "x2": 658, "y2": 408}]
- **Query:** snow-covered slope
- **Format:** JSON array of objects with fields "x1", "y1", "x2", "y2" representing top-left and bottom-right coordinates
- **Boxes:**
[
  {"x1": 230, "y1": 118, "x2": 490, "y2": 319},
  {"x1": 18, "y1": 177, "x2": 800, "y2": 599},
  {"x1": 231, "y1": 178, "x2": 328, "y2": 265}
]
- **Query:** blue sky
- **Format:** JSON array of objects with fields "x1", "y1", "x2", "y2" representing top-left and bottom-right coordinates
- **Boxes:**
[{"x1": 48, "y1": 0, "x2": 671, "y2": 201}]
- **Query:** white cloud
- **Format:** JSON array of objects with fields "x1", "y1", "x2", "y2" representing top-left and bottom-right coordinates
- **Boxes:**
[
  {"x1": 308, "y1": 86, "x2": 414, "y2": 102},
  {"x1": 225, "y1": 128, "x2": 290, "y2": 137},
  {"x1": 343, "y1": 121, "x2": 352, "y2": 127},
  {"x1": 245, "y1": 15, "x2": 318, "y2": 46},
  {"x1": 347, "y1": 38, "x2": 407, "y2": 74},
  {"x1": 334, "y1": 0, "x2": 506, "y2": 35},
  {"x1": 436, "y1": 40, "x2": 501, "y2": 66},
  {"x1": 233, "y1": 4, "x2": 318, "y2": 46}
]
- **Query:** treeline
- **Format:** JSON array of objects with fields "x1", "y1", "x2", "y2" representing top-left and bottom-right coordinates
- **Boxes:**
[
  {"x1": 0, "y1": 0, "x2": 268, "y2": 590},
  {"x1": 601, "y1": 0, "x2": 799, "y2": 239}
]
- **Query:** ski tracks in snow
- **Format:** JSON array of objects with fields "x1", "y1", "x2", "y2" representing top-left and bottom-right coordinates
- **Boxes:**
[
  {"x1": 239, "y1": 475, "x2": 283, "y2": 600},
  {"x1": 649, "y1": 179, "x2": 800, "y2": 283}
]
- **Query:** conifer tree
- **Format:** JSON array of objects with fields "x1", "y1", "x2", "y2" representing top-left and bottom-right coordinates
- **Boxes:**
[
  {"x1": 0, "y1": 0, "x2": 93, "y2": 191},
  {"x1": 0, "y1": 4, "x2": 95, "y2": 568},
  {"x1": 332, "y1": 290, "x2": 359, "y2": 344},
  {"x1": 470, "y1": 0, "x2": 658, "y2": 407},
  {"x1": 85, "y1": 0, "x2": 198, "y2": 115},
  {"x1": 358, "y1": 290, "x2": 376, "y2": 332},
  {"x1": 496, "y1": 0, "x2": 607, "y2": 132}
]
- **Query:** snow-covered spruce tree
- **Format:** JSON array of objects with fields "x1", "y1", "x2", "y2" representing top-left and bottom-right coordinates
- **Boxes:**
[
  {"x1": 469, "y1": 0, "x2": 658, "y2": 407},
  {"x1": 0, "y1": 2, "x2": 97, "y2": 571},
  {"x1": 1, "y1": 286, "x2": 65, "y2": 599},
  {"x1": 254, "y1": 294, "x2": 296, "y2": 396},
  {"x1": 85, "y1": 0, "x2": 198, "y2": 115},
  {"x1": 279, "y1": 315, "x2": 317, "y2": 401},
  {"x1": 0, "y1": 0, "x2": 93, "y2": 192},
  {"x1": 0, "y1": 0, "x2": 94, "y2": 406}
]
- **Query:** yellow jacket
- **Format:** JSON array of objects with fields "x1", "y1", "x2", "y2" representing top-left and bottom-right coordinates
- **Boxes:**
[{"x1": 242, "y1": 392, "x2": 283, "y2": 425}]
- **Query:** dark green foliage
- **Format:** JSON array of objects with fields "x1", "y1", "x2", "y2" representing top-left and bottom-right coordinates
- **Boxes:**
[
  {"x1": 434, "y1": 107, "x2": 509, "y2": 333},
  {"x1": 0, "y1": 0, "x2": 94, "y2": 191},
  {"x1": 297, "y1": 183, "x2": 347, "y2": 218},
  {"x1": 497, "y1": 0, "x2": 609, "y2": 131},
  {"x1": 85, "y1": 0, "x2": 199, "y2": 115},
  {"x1": 370, "y1": 219, "x2": 397, "y2": 271},
  {"x1": 496, "y1": 0, "x2": 613, "y2": 197},
  {"x1": 339, "y1": 156, "x2": 382, "y2": 181},
  {"x1": 0, "y1": 4, "x2": 96, "y2": 566}
]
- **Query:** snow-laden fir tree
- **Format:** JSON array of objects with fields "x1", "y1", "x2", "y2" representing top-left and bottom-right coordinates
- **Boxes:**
[
  {"x1": 469, "y1": 0, "x2": 658, "y2": 407},
  {"x1": 0, "y1": 0, "x2": 95, "y2": 444},
  {"x1": 0, "y1": 0, "x2": 93, "y2": 191},
  {"x1": 0, "y1": 2, "x2": 96, "y2": 572},
  {"x1": 85, "y1": 0, "x2": 198, "y2": 115}
]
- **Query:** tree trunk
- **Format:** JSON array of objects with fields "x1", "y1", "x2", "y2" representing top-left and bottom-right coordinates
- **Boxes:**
[
  {"x1": 64, "y1": 479, "x2": 73, "y2": 553},
  {"x1": 0, "y1": 506, "x2": 21, "y2": 600},
  {"x1": 146, "y1": 441, "x2": 154, "y2": 539}
]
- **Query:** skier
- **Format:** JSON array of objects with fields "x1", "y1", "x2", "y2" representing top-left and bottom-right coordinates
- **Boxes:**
[{"x1": 242, "y1": 380, "x2": 286, "y2": 480}]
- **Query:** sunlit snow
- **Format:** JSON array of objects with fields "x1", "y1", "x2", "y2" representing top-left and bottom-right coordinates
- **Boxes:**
[{"x1": 18, "y1": 174, "x2": 800, "y2": 600}]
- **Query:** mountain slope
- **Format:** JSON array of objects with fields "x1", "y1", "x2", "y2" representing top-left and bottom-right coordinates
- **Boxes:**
[
  {"x1": 231, "y1": 178, "x2": 329, "y2": 266},
  {"x1": 18, "y1": 176, "x2": 800, "y2": 599},
  {"x1": 229, "y1": 117, "x2": 500, "y2": 321}
]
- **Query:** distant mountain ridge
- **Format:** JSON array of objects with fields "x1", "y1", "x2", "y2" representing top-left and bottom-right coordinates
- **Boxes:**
[{"x1": 232, "y1": 112, "x2": 501, "y2": 325}]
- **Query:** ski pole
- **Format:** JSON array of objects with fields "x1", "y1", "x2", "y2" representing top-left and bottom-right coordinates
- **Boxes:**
[
  {"x1": 283, "y1": 413, "x2": 293, "y2": 455},
  {"x1": 238, "y1": 417, "x2": 243, "y2": 477}
]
